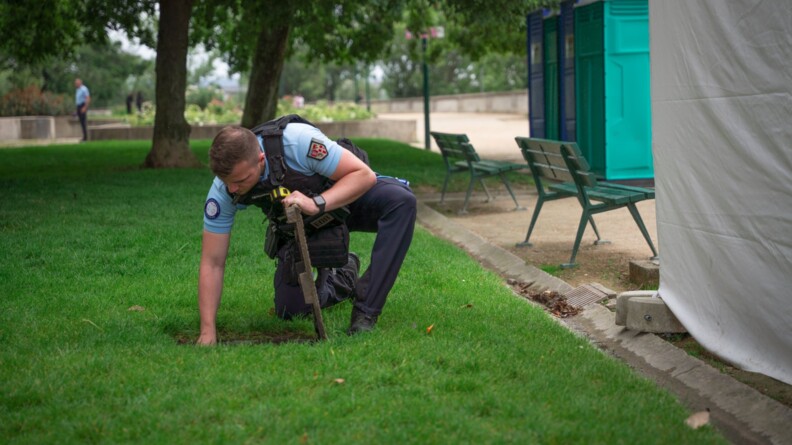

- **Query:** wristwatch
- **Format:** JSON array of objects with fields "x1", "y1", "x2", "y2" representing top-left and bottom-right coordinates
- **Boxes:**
[{"x1": 312, "y1": 195, "x2": 326, "y2": 213}]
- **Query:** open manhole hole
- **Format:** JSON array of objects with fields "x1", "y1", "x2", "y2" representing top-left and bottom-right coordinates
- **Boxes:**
[{"x1": 174, "y1": 330, "x2": 318, "y2": 346}]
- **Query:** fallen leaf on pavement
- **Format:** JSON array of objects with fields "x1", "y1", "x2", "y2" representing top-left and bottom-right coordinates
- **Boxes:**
[{"x1": 685, "y1": 409, "x2": 710, "y2": 429}]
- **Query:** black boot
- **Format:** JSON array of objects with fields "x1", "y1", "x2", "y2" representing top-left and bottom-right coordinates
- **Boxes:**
[
  {"x1": 334, "y1": 253, "x2": 360, "y2": 299},
  {"x1": 318, "y1": 253, "x2": 360, "y2": 308},
  {"x1": 347, "y1": 306, "x2": 378, "y2": 335}
]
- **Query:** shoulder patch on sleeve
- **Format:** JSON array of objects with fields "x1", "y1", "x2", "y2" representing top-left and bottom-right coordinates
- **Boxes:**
[
  {"x1": 204, "y1": 198, "x2": 221, "y2": 219},
  {"x1": 307, "y1": 138, "x2": 328, "y2": 161}
]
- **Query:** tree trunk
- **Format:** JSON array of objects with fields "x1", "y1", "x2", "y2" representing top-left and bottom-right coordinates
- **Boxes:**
[
  {"x1": 241, "y1": 23, "x2": 291, "y2": 129},
  {"x1": 144, "y1": 0, "x2": 201, "y2": 169}
]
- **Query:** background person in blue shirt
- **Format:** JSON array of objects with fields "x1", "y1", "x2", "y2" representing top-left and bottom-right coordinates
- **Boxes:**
[
  {"x1": 198, "y1": 121, "x2": 417, "y2": 344},
  {"x1": 74, "y1": 78, "x2": 90, "y2": 141}
]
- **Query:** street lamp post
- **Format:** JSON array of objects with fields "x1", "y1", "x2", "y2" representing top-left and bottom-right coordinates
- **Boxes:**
[
  {"x1": 407, "y1": 26, "x2": 443, "y2": 150},
  {"x1": 422, "y1": 35, "x2": 430, "y2": 150}
]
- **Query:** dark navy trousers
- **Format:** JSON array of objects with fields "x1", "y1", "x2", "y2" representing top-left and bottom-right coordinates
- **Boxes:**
[
  {"x1": 76, "y1": 104, "x2": 88, "y2": 141},
  {"x1": 274, "y1": 177, "x2": 417, "y2": 318}
]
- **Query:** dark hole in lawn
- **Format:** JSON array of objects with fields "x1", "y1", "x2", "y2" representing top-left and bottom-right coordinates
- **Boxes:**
[{"x1": 174, "y1": 330, "x2": 317, "y2": 346}]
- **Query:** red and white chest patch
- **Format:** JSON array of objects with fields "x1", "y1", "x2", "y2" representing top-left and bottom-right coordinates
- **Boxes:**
[{"x1": 307, "y1": 139, "x2": 328, "y2": 161}]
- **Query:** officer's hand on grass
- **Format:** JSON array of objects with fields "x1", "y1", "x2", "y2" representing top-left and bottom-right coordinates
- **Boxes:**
[{"x1": 196, "y1": 332, "x2": 217, "y2": 346}]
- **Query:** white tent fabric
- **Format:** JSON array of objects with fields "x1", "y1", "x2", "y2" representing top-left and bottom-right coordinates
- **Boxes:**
[{"x1": 650, "y1": 0, "x2": 792, "y2": 385}]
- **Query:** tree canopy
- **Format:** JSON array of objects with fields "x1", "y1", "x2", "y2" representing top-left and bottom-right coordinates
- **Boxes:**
[
  {"x1": 0, "y1": 0, "x2": 155, "y2": 67},
  {"x1": 1, "y1": 0, "x2": 555, "y2": 167}
]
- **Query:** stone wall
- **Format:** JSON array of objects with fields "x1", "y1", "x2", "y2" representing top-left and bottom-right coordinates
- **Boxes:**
[
  {"x1": 0, "y1": 116, "x2": 85, "y2": 140},
  {"x1": 88, "y1": 119, "x2": 417, "y2": 144},
  {"x1": 370, "y1": 90, "x2": 528, "y2": 115},
  {"x1": 1, "y1": 117, "x2": 416, "y2": 145}
]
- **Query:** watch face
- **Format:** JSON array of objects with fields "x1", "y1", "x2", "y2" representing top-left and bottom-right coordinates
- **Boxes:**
[{"x1": 313, "y1": 195, "x2": 326, "y2": 209}]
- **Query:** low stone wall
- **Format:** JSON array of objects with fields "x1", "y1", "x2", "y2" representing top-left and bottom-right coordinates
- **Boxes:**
[
  {"x1": 88, "y1": 119, "x2": 416, "y2": 144},
  {"x1": 370, "y1": 90, "x2": 528, "y2": 115},
  {"x1": 0, "y1": 116, "x2": 87, "y2": 140},
  {"x1": 2, "y1": 116, "x2": 416, "y2": 144}
]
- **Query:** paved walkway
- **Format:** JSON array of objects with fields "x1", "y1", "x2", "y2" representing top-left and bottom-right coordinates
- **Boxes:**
[
  {"x1": 382, "y1": 111, "x2": 792, "y2": 445},
  {"x1": 378, "y1": 111, "x2": 530, "y2": 163}
]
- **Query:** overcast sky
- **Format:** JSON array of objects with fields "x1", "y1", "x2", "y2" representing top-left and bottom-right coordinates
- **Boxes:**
[{"x1": 108, "y1": 30, "x2": 239, "y2": 86}]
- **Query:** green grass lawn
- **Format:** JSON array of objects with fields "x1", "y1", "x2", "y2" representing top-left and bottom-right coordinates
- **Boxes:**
[{"x1": 0, "y1": 140, "x2": 724, "y2": 444}]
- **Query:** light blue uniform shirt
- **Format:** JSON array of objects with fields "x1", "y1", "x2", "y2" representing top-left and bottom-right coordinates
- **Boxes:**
[
  {"x1": 203, "y1": 123, "x2": 343, "y2": 234},
  {"x1": 75, "y1": 85, "x2": 89, "y2": 105}
]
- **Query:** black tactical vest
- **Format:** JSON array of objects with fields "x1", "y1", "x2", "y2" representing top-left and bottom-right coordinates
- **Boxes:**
[{"x1": 230, "y1": 114, "x2": 369, "y2": 218}]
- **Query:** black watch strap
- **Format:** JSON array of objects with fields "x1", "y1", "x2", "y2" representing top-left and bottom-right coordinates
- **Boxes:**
[{"x1": 312, "y1": 195, "x2": 326, "y2": 213}]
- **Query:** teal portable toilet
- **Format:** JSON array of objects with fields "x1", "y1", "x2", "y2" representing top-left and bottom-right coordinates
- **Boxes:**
[{"x1": 575, "y1": 0, "x2": 652, "y2": 180}]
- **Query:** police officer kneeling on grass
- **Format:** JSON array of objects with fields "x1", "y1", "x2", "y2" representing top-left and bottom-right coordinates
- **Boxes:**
[{"x1": 197, "y1": 115, "x2": 417, "y2": 345}]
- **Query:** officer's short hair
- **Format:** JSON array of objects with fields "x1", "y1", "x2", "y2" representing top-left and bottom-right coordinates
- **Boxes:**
[{"x1": 209, "y1": 126, "x2": 259, "y2": 177}]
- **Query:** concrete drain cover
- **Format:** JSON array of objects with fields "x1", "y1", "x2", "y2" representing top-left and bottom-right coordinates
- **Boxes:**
[{"x1": 563, "y1": 283, "x2": 616, "y2": 307}]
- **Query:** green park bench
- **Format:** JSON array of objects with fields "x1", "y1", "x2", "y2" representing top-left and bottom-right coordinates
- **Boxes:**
[
  {"x1": 430, "y1": 131, "x2": 526, "y2": 214},
  {"x1": 514, "y1": 137, "x2": 659, "y2": 268}
]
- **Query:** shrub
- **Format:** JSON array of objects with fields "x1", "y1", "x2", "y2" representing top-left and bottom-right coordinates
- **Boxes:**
[
  {"x1": 278, "y1": 99, "x2": 375, "y2": 122},
  {"x1": 114, "y1": 96, "x2": 373, "y2": 127},
  {"x1": 0, "y1": 85, "x2": 72, "y2": 117},
  {"x1": 185, "y1": 85, "x2": 225, "y2": 111}
]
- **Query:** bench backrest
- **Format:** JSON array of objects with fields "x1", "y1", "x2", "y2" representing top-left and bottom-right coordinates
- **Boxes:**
[
  {"x1": 515, "y1": 137, "x2": 598, "y2": 190},
  {"x1": 560, "y1": 142, "x2": 598, "y2": 188},
  {"x1": 515, "y1": 137, "x2": 574, "y2": 182},
  {"x1": 430, "y1": 132, "x2": 482, "y2": 165}
]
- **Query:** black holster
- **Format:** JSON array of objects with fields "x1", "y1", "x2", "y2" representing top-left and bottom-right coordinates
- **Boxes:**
[{"x1": 278, "y1": 224, "x2": 350, "y2": 285}]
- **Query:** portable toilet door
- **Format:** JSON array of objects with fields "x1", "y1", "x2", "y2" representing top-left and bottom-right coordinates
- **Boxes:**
[
  {"x1": 543, "y1": 13, "x2": 560, "y2": 140},
  {"x1": 575, "y1": 0, "x2": 653, "y2": 180},
  {"x1": 559, "y1": 0, "x2": 576, "y2": 142},
  {"x1": 527, "y1": 10, "x2": 546, "y2": 138}
]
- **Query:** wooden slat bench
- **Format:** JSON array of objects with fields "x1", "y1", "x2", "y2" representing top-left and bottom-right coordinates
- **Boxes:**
[
  {"x1": 430, "y1": 131, "x2": 526, "y2": 214},
  {"x1": 514, "y1": 137, "x2": 658, "y2": 268}
]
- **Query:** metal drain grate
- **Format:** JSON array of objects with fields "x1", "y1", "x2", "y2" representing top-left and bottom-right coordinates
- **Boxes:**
[{"x1": 563, "y1": 283, "x2": 616, "y2": 307}]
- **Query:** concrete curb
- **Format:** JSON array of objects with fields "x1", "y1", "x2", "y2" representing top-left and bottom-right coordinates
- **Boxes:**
[{"x1": 416, "y1": 201, "x2": 792, "y2": 445}]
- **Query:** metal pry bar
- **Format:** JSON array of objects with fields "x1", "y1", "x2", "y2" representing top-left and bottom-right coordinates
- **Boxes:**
[{"x1": 285, "y1": 205, "x2": 328, "y2": 340}]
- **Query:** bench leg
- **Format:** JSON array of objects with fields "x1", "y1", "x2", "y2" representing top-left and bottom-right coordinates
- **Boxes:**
[
  {"x1": 563, "y1": 210, "x2": 590, "y2": 269},
  {"x1": 479, "y1": 178, "x2": 494, "y2": 202},
  {"x1": 627, "y1": 203, "x2": 659, "y2": 259},
  {"x1": 516, "y1": 198, "x2": 545, "y2": 247},
  {"x1": 498, "y1": 173, "x2": 525, "y2": 211},
  {"x1": 589, "y1": 216, "x2": 610, "y2": 245},
  {"x1": 460, "y1": 176, "x2": 477, "y2": 214}
]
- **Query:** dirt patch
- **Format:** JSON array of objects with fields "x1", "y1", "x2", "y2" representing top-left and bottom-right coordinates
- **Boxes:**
[{"x1": 173, "y1": 330, "x2": 318, "y2": 346}]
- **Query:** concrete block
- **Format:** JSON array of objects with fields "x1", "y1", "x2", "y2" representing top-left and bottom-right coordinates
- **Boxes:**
[
  {"x1": 629, "y1": 259, "x2": 660, "y2": 287},
  {"x1": 615, "y1": 290, "x2": 656, "y2": 326},
  {"x1": 54, "y1": 116, "x2": 83, "y2": 138},
  {"x1": 626, "y1": 296, "x2": 687, "y2": 333},
  {"x1": 0, "y1": 117, "x2": 21, "y2": 140},
  {"x1": 20, "y1": 116, "x2": 55, "y2": 139}
]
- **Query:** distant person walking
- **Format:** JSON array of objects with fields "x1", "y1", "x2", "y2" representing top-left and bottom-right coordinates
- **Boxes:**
[
  {"x1": 126, "y1": 93, "x2": 134, "y2": 114},
  {"x1": 135, "y1": 91, "x2": 143, "y2": 113},
  {"x1": 74, "y1": 78, "x2": 90, "y2": 141}
]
